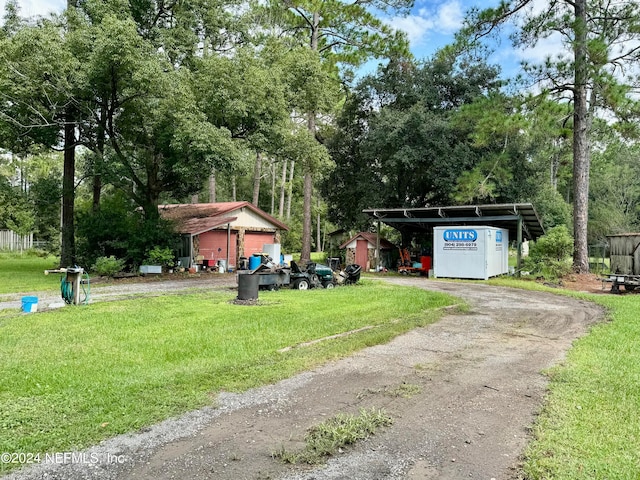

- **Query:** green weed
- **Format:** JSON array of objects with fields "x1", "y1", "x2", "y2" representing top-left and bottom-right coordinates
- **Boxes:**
[{"x1": 274, "y1": 407, "x2": 392, "y2": 464}]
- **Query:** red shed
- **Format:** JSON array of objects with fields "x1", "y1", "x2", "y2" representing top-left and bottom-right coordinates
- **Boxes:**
[
  {"x1": 339, "y1": 232, "x2": 395, "y2": 271},
  {"x1": 159, "y1": 202, "x2": 289, "y2": 270}
]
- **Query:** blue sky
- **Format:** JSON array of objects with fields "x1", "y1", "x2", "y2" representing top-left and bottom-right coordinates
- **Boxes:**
[{"x1": 1, "y1": 0, "x2": 559, "y2": 81}]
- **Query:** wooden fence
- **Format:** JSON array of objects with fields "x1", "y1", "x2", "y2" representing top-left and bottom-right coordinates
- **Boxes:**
[{"x1": 0, "y1": 230, "x2": 33, "y2": 251}]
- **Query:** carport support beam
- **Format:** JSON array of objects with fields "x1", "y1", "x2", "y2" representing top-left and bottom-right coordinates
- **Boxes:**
[
  {"x1": 226, "y1": 223, "x2": 231, "y2": 272},
  {"x1": 517, "y1": 216, "x2": 523, "y2": 277}
]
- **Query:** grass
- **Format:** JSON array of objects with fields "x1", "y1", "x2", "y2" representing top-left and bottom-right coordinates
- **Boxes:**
[
  {"x1": 487, "y1": 276, "x2": 640, "y2": 479},
  {"x1": 0, "y1": 253, "x2": 62, "y2": 295},
  {"x1": 0, "y1": 280, "x2": 454, "y2": 472},
  {"x1": 274, "y1": 407, "x2": 393, "y2": 465},
  {"x1": 5, "y1": 254, "x2": 639, "y2": 477}
]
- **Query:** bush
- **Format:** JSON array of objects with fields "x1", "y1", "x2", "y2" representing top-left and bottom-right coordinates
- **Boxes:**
[
  {"x1": 92, "y1": 256, "x2": 126, "y2": 277},
  {"x1": 523, "y1": 225, "x2": 573, "y2": 279},
  {"x1": 144, "y1": 246, "x2": 174, "y2": 267}
]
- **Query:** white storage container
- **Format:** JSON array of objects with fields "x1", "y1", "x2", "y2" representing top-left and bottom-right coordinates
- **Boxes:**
[
  {"x1": 433, "y1": 226, "x2": 509, "y2": 280},
  {"x1": 262, "y1": 243, "x2": 282, "y2": 264}
]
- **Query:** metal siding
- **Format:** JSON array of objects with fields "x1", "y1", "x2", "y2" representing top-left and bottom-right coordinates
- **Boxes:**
[
  {"x1": 608, "y1": 235, "x2": 640, "y2": 275},
  {"x1": 244, "y1": 233, "x2": 276, "y2": 257},
  {"x1": 199, "y1": 230, "x2": 237, "y2": 265}
]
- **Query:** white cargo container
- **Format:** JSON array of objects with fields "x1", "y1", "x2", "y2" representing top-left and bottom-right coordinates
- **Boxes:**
[{"x1": 433, "y1": 226, "x2": 509, "y2": 280}]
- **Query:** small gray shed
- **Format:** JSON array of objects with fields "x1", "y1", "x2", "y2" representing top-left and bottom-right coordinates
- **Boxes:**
[{"x1": 608, "y1": 233, "x2": 640, "y2": 275}]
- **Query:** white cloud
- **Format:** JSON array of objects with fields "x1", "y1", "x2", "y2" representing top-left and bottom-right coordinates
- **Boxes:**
[
  {"x1": 387, "y1": 14, "x2": 435, "y2": 45},
  {"x1": 432, "y1": 0, "x2": 465, "y2": 34},
  {"x1": 0, "y1": 0, "x2": 64, "y2": 19},
  {"x1": 386, "y1": 0, "x2": 467, "y2": 53}
]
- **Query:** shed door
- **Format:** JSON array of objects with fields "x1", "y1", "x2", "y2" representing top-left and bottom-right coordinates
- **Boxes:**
[
  {"x1": 199, "y1": 230, "x2": 237, "y2": 266},
  {"x1": 356, "y1": 239, "x2": 369, "y2": 269},
  {"x1": 244, "y1": 232, "x2": 276, "y2": 257}
]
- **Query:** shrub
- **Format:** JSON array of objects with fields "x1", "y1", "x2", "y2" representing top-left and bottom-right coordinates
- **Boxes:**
[
  {"x1": 144, "y1": 246, "x2": 174, "y2": 267},
  {"x1": 92, "y1": 256, "x2": 126, "y2": 277},
  {"x1": 523, "y1": 225, "x2": 573, "y2": 279}
]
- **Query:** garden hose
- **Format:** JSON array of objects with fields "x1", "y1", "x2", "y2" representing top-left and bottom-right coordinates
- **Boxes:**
[{"x1": 60, "y1": 270, "x2": 90, "y2": 305}]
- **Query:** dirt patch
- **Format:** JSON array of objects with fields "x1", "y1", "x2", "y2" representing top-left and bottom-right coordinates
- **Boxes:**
[
  {"x1": 4, "y1": 278, "x2": 604, "y2": 480},
  {"x1": 559, "y1": 273, "x2": 610, "y2": 294}
]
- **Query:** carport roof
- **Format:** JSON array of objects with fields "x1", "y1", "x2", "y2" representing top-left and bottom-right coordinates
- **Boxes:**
[{"x1": 363, "y1": 203, "x2": 544, "y2": 240}]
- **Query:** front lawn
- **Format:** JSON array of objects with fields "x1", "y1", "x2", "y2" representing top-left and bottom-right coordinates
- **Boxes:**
[
  {"x1": 0, "y1": 282, "x2": 454, "y2": 472},
  {"x1": 489, "y1": 277, "x2": 640, "y2": 478},
  {"x1": 0, "y1": 253, "x2": 62, "y2": 295},
  {"x1": 522, "y1": 292, "x2": 640, "y2": 479}
]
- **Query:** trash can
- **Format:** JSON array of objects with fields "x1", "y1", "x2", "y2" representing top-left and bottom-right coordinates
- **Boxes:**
[
  {"x1": 21, "y1": 296, "x2": 38, "y2": 313},
  {"x1": 237, "y1": 272, "x2": 259, "y2": 300}
]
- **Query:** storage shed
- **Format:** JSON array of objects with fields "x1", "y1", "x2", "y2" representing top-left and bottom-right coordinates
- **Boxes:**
[
  {"x1": 339, "y1": 232, "x2": 395, "y2": 271},
  {"x1": 433, "y1": 226, "x2": 509, "y2": 280},
  {"x1": 159, "y1": 202, "x2": 289, "y2": 270},
  {"x1": 607, "y1": 233, "x2": 640, "y2": 275}
]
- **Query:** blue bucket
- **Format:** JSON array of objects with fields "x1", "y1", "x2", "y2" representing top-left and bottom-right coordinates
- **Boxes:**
[
  {"x1": 249, "y1": 255, "x2": 262, "y2": 270},
  {"x1": 21, "y1": 296, "x2": 38, "y2": 313}
]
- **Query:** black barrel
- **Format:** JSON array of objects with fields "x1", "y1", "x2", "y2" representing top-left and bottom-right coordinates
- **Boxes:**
[{"x1": 237, "y1": 272, "x2": 259, "y2": 300}]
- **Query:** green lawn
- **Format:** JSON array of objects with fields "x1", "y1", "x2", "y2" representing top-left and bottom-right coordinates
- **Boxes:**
[
  {"x1": 3, "y1": 255, "x2": 640, "y2": 477},
  {"x1": 0, "y1": 281, "x2": 454, "y2": 472},
  {"x1": 0, "y1": 253, "x2": 62, "y2": 295},
  {"x1": 489, "y1": 277, "x2": 640, "y2": 479}
]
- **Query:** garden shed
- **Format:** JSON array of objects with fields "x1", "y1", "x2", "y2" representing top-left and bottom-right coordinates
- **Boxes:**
[
  {"x1": 339, "y1": 232, "x2": 395, "y2": 271},
  {"x1": 159, "y1": 202, "x2": 289, "y2": 270}
]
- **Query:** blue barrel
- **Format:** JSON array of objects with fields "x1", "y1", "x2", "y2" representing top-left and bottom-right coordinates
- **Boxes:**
[
  {"x1": 21, "y1": 296, "x2": 38, "y2": 313},
  {"x1": 249, "y1": 255, "x2": 262, "y2": 270}
]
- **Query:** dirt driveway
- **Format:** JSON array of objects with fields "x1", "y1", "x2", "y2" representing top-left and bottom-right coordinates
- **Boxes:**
[{"x1": 5, "y1": 277, "x2": 603, "y2": 480}]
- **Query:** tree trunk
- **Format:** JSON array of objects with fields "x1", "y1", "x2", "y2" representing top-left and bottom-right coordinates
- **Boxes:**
[
  {"x1": 316, "y1": 196, "x2": 321, "y2": 252},
  {"x1": 61, "y1": 115, "x2": 75, "y2": 267},
  {"x1": 232, "y1": 175, "x2": 237, "y2": 202},
  {"x1": 572, "y1": 0, "x2": 590, "y2": 273},
  {"x1": 252, "y1": 152, "x2": 262, "y2": 205},
  {"x1": 287, "y1": 160, "x2": 295, "y2": 220},
  {"x1": 209, "y1": 171, "x2": 216, "y2": 202},
  {"x1": 300, "y1": 11, "x2": 321, "y2": 263},
  {"x1": 301, "y1": 170, "x2": 312, "y2": 262},
  {"x1": 271, "y1": 159, "x2": 276, "y2": 215},
  {"x1": 92, "y1": 107, "x2": 106, "y2": 212},
  {"x1": 61, "y1": 0, "x2": 78, "y2": 267},
  {"x1": 191, "y1": 193, "x2": 199, "y2": 203},
  {"x1": 279, "y1": 159, "x2": 287, "y2": 217}
]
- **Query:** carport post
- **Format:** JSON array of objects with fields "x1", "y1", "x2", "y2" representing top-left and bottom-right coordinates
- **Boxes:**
[
  {"x1": 517, "y1": 216, "x2": 523, "y2": 277},
  {"x1": 226, "y1": 223, "x2": 231, "y2": 271}
]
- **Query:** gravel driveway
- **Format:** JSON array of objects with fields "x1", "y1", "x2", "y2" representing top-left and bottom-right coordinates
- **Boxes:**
[{"x1": 3, "y1": 276, "x2": 603, "y2": 480}]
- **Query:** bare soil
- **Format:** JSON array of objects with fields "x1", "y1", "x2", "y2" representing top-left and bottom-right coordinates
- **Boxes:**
[{"x1": 4, "y1": 276, "x2": 604, "y2": 480}]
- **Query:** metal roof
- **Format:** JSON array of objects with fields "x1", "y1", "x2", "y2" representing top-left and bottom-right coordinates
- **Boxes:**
[
  {"x1": 338, "y1": 232, "x2": 396, "y2": 250},
  {"x1": 363, "y1": 203, "x2": 544, "y2": 240},
  {"x1": 158, "y1": 201, "x2": 289, "y2": 234},
  {"x1": 173, "y1": 216, "x2": 238, "y2": 236}
]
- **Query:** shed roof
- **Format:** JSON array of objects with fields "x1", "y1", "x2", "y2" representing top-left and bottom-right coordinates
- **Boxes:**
[
  {"x1": 339, "y1": 232, "x2": 395, "y2": 250},
  {"x1": 172, "y1": 216, "x2": 238, "y2": 236},
  {"x1": 363, "y1": 203, "x2": 544, "y2": 241},
  {"x1": 158, "y1": 201, "x2": 289, "y2": 235}
]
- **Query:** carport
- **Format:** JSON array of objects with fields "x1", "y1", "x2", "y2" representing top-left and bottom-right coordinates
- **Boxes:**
[{"x1": 363, "y1": 203, "x2": 545, "y2": 274}]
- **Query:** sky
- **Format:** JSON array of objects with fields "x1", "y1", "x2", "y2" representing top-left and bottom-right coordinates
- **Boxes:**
[{"x1": 0, "y1": 0, "x2": 562, "y2": 81}]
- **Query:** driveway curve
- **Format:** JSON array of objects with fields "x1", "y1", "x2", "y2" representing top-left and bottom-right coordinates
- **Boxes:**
[{"x1": 4, "y1": 277, "x2": 603, "y2": 480}]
